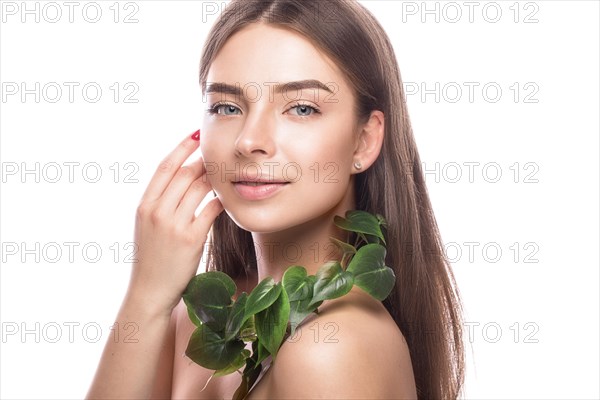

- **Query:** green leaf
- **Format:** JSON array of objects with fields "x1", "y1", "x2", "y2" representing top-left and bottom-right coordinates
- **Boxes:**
[
  {"x1": 334, "y1": 210, "x2": 386, "y2": 244},
  {"x1": 245, "y1": 277, "x2": 282, "y2": 318},
  {"x1": 183, "y1": 277, "x2": 232, "y2": 332},
  {"x1": 183, "y1": 296, "x2": 202, "y2": 327},
  {"x1": 185, "y1": 271, "x2": 237, "y2": 298},
  {"x1": 255, "y1": 283, "x2": 290, "y2": 360},
  {"x1": 282, "y1": 266, "x2": 312, "y2": 301},
  {"x1": 224, "y1": 292, "x2": 249, "y2": 341},
  {"x1": 329, "y1": 237, "x2": 357, "y2": 257},
  {"x1": 213, "y1": 349, "x2": 251, "y2": 377},
  {"x1": 244, "y1": 361, "x2": 263, "y2": 396},
  {"x1": 363, "y1": 233, "x2": 381, "y2": 244},
  {"x1": 346, "y1": 243, "x2": 396, "y2": 300},
  {"x1": 282, "y1": 266, "x2": 323, "y2": 336},
  {"x1": 238, "y1": 316, "x2": 257, "y2": 342},
  {"x1": 233, "y1": 355, "x2": 263, "y2": 400},
  {"x1": 182, "y1": 272, "x2": 236, "y2": 332},
  {"x1": 255, "y1": 339, "x2": 271, "y2": 366},
  {"x1": 288, "y1": 298, "x2": 322, "y2": 337},
  {"x1": 185, "y1": 324, "x2": 245, "y2": 370},
  {"x1": 376, "y1": 213, "x2": 388, "y2": 229},
  {"x1": 309, "y1": 261, "x2": 354, "y2": 306}
]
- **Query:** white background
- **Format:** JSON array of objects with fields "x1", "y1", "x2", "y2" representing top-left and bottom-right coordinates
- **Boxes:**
[{"x1": 1, "y1": 0, "x2": 598, "y2": 398}]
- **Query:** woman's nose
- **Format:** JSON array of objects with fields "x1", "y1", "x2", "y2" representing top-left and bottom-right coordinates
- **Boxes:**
[{"x1": 234, "y1": 107, "x2": 276, "y2": 158}]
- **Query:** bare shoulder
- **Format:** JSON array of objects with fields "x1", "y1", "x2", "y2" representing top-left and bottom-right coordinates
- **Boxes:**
[{"x1": 250, "y1": 287, "x2": 417, "y2": 399}]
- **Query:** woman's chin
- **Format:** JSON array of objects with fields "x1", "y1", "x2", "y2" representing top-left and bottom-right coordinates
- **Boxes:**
[{"x1": 223, "y1": 208, "x2": 291, "y2": 234}]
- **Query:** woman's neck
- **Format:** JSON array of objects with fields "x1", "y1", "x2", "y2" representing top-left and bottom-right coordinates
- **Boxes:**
[
  {"x1": 250, "y1": 217, "x2": 346, "y2": 284},
  {"x1": 251, "y1": 182, "x2": 357, "y2": 284}
]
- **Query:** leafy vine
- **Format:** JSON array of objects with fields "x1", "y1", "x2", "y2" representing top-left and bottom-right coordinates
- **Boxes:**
[{"x1": 182, "y1": 210, "x2": 395, "y2": 399}]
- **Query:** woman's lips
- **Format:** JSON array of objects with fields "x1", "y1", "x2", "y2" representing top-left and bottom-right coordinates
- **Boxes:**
[{"x1": 232, "y1": 181, "x2": 290, "y2": 200}]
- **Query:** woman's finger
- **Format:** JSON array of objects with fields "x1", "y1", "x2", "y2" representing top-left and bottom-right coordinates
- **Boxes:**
[
  {"x1": 158, "y1": 157, "x2": 207, "y2": 214},
  {"x1": 174, "y1": 173, "x2": 214, "y2": 222},
  {"x1": 140, "y1": 130, "x2": 201, "y2": 203},
  {"x1": 191, "y1": 196, "x2": 224, "y2": 235}
]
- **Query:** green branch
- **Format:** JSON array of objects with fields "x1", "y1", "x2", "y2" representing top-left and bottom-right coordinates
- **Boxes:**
[{"x1": 182, "y1": 210, "x2": 395, "y2": 399}]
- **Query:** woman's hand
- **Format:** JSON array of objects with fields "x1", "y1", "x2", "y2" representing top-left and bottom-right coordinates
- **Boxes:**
[{"x1": 127, "y1": 130, "x2": 223, "y2": 317}]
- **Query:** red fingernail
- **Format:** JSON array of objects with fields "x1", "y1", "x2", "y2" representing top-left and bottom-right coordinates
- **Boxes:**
[{"x1": 191, "y1": 129, "x2": 200, "y2": 141}]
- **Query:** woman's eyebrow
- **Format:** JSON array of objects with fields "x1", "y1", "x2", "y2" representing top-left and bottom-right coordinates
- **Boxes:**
[{"x1": 204, "y1": 79, "x2": 334, "y2": 97}]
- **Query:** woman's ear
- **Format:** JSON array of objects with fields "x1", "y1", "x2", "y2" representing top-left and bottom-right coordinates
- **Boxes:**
[{"x1": 352, "y1": 110, "x2": 384, "y2": 173}]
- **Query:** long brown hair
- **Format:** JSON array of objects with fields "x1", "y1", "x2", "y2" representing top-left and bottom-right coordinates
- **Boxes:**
[{"x1": 199, "y1": 1, "x2": 465, "y2": 398}]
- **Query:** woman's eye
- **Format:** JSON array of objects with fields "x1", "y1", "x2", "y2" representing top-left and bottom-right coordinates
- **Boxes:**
[
  {"x1": 289, "y1": 104, "x2": 321, "y2": 117},
  {"x1": 207, "y1": 103, "x2": 320, "y2": 117},
  {"x1": 208, "y1": 103, "x2": 241, "y2": 116}
]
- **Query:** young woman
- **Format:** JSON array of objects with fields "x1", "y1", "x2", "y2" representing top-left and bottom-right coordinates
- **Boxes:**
[{"x1": 87, "y1": 1, "x2": 465, "y2": 399}]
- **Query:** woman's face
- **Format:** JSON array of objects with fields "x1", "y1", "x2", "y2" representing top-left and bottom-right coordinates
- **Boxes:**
[{"x1": 201, "y1": 23, "x2": 360, "y2": 233}]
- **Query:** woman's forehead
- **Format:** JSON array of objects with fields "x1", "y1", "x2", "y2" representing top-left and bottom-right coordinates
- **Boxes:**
[{"x1": 206, "y1": 23, "x2": 349, "y2": 95}]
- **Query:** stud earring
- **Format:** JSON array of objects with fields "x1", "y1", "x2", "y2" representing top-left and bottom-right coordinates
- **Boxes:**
[{"x1": 353, "y1": 161, "x2": 362, "y2": 170}]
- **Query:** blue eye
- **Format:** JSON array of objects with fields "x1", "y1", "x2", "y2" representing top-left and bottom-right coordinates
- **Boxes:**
[
  {"x1": 207, "y1": 102, "x2": 241, "y2": 116},
  {"x1": 289, "y1": 103, "x2": 321, "y2": 117},
  {"x1": 206, "y1": 102, "x2": 321, "y2": 117}
]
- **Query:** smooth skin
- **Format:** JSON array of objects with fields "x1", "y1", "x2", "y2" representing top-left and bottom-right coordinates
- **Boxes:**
[
  {"x1": 245, "y1": 289, "x2": 417, "y2": 399},
  {"x1": 87, "y1": 22, "x2": 417, "y2": 399}
]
